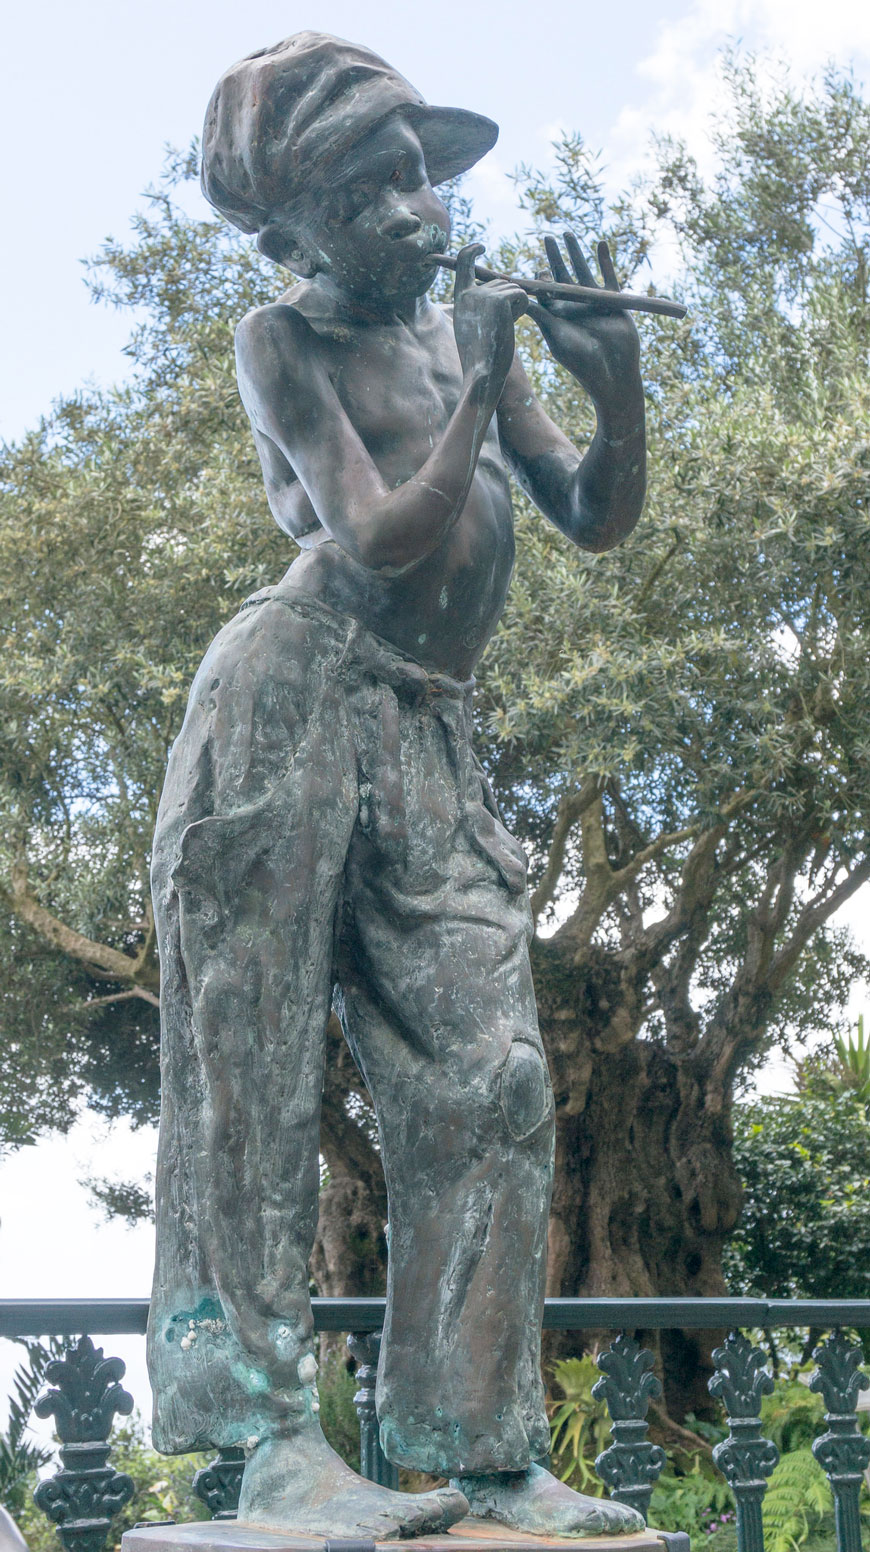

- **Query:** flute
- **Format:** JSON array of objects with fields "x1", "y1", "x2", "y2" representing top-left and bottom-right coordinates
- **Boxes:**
[{"x1": 431, "y1": 253, "x2": 687, "y2": 321}]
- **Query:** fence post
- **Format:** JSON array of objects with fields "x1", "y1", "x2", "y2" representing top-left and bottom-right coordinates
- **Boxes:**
[
  {"x1": 32, "y1": 1336, "x2": 135, "y2": 1552},
  {"x1": 708, "y1": 1330, "x2": 779, "y2": 1552},
  {"x1": 192, "y1": 1448, "x2": 245, "y2": 1519},
  {"x1": 347, "y1": 1333, "x2": 399, "y2": 1490},
  {"x1": 810, "y1": 1330, "x2": 870, "y2": 1552},
  {"x1": 592, "y1": 1333, "x2": 667, "y2": 1520}
]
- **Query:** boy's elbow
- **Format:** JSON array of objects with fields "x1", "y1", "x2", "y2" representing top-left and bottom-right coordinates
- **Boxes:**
[
  {"x1": 571, "y1": 482, "x2": 647, "y2": 553},
  {"x1": 353, "y1": 529, "x2": 419, "y2": 576},
  {"x1": 343, "y1": 513, "x2": 429, "y2": 576}
]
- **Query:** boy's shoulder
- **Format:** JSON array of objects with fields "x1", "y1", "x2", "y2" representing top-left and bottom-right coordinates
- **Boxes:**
[
  {"x1": 235, "y1": 287, "x2": 319, "y2": 353},
  {"x1": 237, "y1": 284, "x2": 452, "y2": 354},
  {"x1": 234, "y1": 287, "x2": 338, "y2": 403}
]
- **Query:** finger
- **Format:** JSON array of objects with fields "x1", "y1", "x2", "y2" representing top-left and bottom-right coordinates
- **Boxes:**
[
  {"x1": 597, "y1": 239, "x2": 621, "y2": 291},
  {"x1": 486, "y1": 279, "x2": 527, "y2": 300},
  {"x1": 563, "y1": 230, "x2": 597, "y2": 288},
  {"x1": 454, "y1": 243, "x2": 485, "y2": 294},
  {"x1": 526, "y1": 301, "x2": 554, "y2": 333},
  {"x1": 508, "y1": 287, "x2": 529, "y2": 321},
  {"x1": 482, "y1": 279, "x2": 529, "y2": 320},
  {"x1": 543, "y1": 234, "x2": 572, "y2": 285}
]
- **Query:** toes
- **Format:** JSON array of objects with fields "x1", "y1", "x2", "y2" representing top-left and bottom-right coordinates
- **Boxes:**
[
  {"x1": 574, "y1": 1507, "x2": 608, "y2": 1535},
  {"x1": 436, "y1": 1487, "x2": 470, "y2": 1526},
  {"x1": 598, "y1": 1500, "x2": 645, "y2": 1535},
  {"x1": 405, "y1": 1488, "x2": 469, "y2": 1535},
  {"x1": 371, "y1": 1519, "x2": 402, "y2": 1542},
  {"x1": 399, "y1": 1509, "x2": 444, "y2": 1539}
]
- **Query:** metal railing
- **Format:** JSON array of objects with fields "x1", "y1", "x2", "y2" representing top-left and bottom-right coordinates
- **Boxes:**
[{"x1": 3, "y1": 1296, "x2": 870, "y2": 1552}]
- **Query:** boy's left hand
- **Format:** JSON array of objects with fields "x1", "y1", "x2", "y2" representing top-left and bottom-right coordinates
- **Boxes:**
[{"x1": 527, "y1": 233, "x2": 641, "y2": 407}]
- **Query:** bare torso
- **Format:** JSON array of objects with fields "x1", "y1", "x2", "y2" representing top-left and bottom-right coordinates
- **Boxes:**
[{"x1": 246, "y1": 291, "x2": 515, "y2": 679}]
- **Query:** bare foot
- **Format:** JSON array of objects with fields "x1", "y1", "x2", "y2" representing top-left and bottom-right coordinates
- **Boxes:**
[
  {"x1": 238, "y1": 1429, "x2": 469, "y2": 1540},
  {"x1": 452, "y1": 1464, "x2": 645, "y2": 1538}
]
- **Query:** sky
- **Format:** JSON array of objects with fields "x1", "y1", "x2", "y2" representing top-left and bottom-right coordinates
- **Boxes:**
[
  {"x1": 3, "y1": 0, "x2": 869, "y2": 442},
  {"x1": 3, "y1": 0, "x2": 870, "y2": 1445}
]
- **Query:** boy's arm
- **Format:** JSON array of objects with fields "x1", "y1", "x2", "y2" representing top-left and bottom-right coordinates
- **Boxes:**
[
  {"x1": 235, "y1": 247, "x2": 526, "y2": 576},
  {"x1": 496, "y1": 234, "x2": 646, "y2": 553}
]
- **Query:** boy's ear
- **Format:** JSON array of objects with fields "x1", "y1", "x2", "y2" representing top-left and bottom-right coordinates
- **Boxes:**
[{"x1": 257, "y1": 222, "x2": 316, "y2": 277}]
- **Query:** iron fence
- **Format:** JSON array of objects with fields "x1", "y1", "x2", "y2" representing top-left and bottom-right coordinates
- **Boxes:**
[{"x1": 3, "y1": 1296, "x2": 870, "y2": 1552}]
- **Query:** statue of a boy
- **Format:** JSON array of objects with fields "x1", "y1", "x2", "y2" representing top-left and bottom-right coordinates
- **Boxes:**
[{"x1": 148, "y1": 31, "x2": 647, "y2": 1542}]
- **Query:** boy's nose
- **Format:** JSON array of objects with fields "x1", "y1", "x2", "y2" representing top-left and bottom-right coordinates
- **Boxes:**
[{"x1": 380, "y1": 208, "x2": 423, "y2": 240}]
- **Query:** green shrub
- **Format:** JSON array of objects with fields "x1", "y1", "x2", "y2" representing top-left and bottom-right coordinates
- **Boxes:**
[
  {"x1": 548, "y1": 1357, "x2": 610, "y2": 1496},
  {"x1": 648, "y1": 1457, "x2": 733, "y2": 1538},
  {"x1": 317, "y1": 1348, "x2": 361, "y2": 1475}
]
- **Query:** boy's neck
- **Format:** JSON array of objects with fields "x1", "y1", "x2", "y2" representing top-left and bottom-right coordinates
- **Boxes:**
[{"x1": 306, "y1": 271, "x2": 431, "y2": 327}]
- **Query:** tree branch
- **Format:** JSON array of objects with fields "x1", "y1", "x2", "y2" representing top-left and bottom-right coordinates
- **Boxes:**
[
  {"x1": 133, "y1": 896, "x2": 158, "y2": 983},
  {"x1": 634, "y1": 535, "x2": 681, "y2": 613},
  {"x1": 696, "y1": 848, "x2": 870, "y2": 1100},
  {"x1": 530, "y1": 777, "x2": 601, "y2": 924},
  {"x1": 768, "y1": 855, "x2": 870, "y2": 993},
  {"x1": 556, "y1": 788, "x2": 762, "y2": 958},
  {"x1": 71, "y1": 988, "x2": 161, "y2": 1011},
  {"x1": 6, "y1": 858, "x2": 160, "y2": 993},
  {"x1": 556, "y1": 815, "x2": 707, "y2": 955}
]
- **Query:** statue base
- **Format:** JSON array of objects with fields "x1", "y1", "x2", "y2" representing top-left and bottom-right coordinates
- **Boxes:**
[{"x1": 123, "y1": 1517, "x2": 668, "y2": 1552}]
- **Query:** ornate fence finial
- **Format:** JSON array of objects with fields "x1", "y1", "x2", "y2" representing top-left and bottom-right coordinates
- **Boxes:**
[
  {"x1": 33, "y1": 1336, "x2": 135, "y2": 1552},
  {"x1": 708, "y1": 1330, "x2": 779, "y2": 1552},
  {"x1": 810, "y1": 1330, "x2": 870, "y2": 1552},
  {"x1": 592, "y1": 1333, "x2": 667, "y2": 1520},
  {"x1": 347, "y1": 1332, "x2": 399, "y2": 1491},
  {"x1": 192, "y1": 1447, "x2": 245, "y2": 1519}
]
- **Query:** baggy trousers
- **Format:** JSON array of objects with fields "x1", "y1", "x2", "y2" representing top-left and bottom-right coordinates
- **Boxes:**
[{"x1": 148, "y1": 589, "x2": 554, "y2": 1477}]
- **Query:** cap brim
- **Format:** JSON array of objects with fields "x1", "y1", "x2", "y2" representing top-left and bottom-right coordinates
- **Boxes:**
[{"x1": 403, "y1": 104, "x2": 498, "y2": 184}]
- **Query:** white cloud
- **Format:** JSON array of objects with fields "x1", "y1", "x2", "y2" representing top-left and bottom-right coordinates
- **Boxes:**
[
  {"x1": 463, "y1": 152, "x2": 519, "y2": 240},
  {"x1": 607, "y1": 0, "x2": 870, "y2": 190}
]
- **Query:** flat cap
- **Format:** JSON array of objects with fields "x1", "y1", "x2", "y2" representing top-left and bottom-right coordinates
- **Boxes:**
[{"x1": 202, "y1": 32, "x2": 498, "y2": 234}]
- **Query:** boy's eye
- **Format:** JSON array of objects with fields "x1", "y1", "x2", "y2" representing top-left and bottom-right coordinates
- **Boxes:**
[{"x1": 332, "y1": 184, "x2": 377, "y2": 223}]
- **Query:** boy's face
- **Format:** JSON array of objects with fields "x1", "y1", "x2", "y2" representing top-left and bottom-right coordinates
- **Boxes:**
[{"x1": 296, "y1": 117, "x2": 452, "y2": 301}]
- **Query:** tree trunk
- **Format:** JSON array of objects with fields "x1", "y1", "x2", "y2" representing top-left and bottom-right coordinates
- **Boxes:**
[
  {"x1": 313, "y1": 1016, "x2": 388, "y2": 1300},
  {"x1": 311, "y1": 1170, "x2": 387, "y2": 1298},
  {"x1": 534, "y1": 936, "x2": 742, "y2": 1420}
]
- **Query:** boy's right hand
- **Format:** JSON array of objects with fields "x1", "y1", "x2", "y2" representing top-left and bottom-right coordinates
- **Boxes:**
[{"x1": 452, "y1": 244, "x2": 527, "y2": 401}]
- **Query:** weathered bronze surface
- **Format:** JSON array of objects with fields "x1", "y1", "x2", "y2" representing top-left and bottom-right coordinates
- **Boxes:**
[
  {"x1": 122, "y1": 1520, "x2": 666, "y2": 1552},
  {"x1": 430, "y1": 252, "x2": 687, "y2": 318},
  {"x1": 147, "y1": 30, "x2": 649, "y2": 1542}
]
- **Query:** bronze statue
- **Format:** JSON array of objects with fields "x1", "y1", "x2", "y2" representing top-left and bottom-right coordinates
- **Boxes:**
[{"x1": 148, "y1": 32, "x2": 650, "y2": 1541}]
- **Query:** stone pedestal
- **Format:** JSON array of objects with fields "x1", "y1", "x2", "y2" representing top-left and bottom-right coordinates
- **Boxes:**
[{"x1": 123, "y1": 1516, "x2": 669, "y2": 1552}]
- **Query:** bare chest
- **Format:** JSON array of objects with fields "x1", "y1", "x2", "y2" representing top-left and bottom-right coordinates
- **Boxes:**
[{"x1": 319, "y1": 316, "x2": 498, "y2": 471}]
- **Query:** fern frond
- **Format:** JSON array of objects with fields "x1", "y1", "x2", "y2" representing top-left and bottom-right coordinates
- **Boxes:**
[
  {"x1": 0, "y1": 1337, "x2": 63, "y2": 1508},
  {"x1": 762, "y1": 1448, "x2": 830, "y2": 1552}
]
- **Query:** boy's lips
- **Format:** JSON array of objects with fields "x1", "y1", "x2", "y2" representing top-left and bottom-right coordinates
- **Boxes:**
[
  {"x1": 413, "y1": 245, "x2": 443, "y2": 268},
  {"x1": 385, "y1": 245, "x2": 441, "y2": 274}
]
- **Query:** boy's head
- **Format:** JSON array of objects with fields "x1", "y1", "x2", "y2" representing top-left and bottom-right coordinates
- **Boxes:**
[{"x1": 202, "y1": 32, "x2": 497, "y2": 285}]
